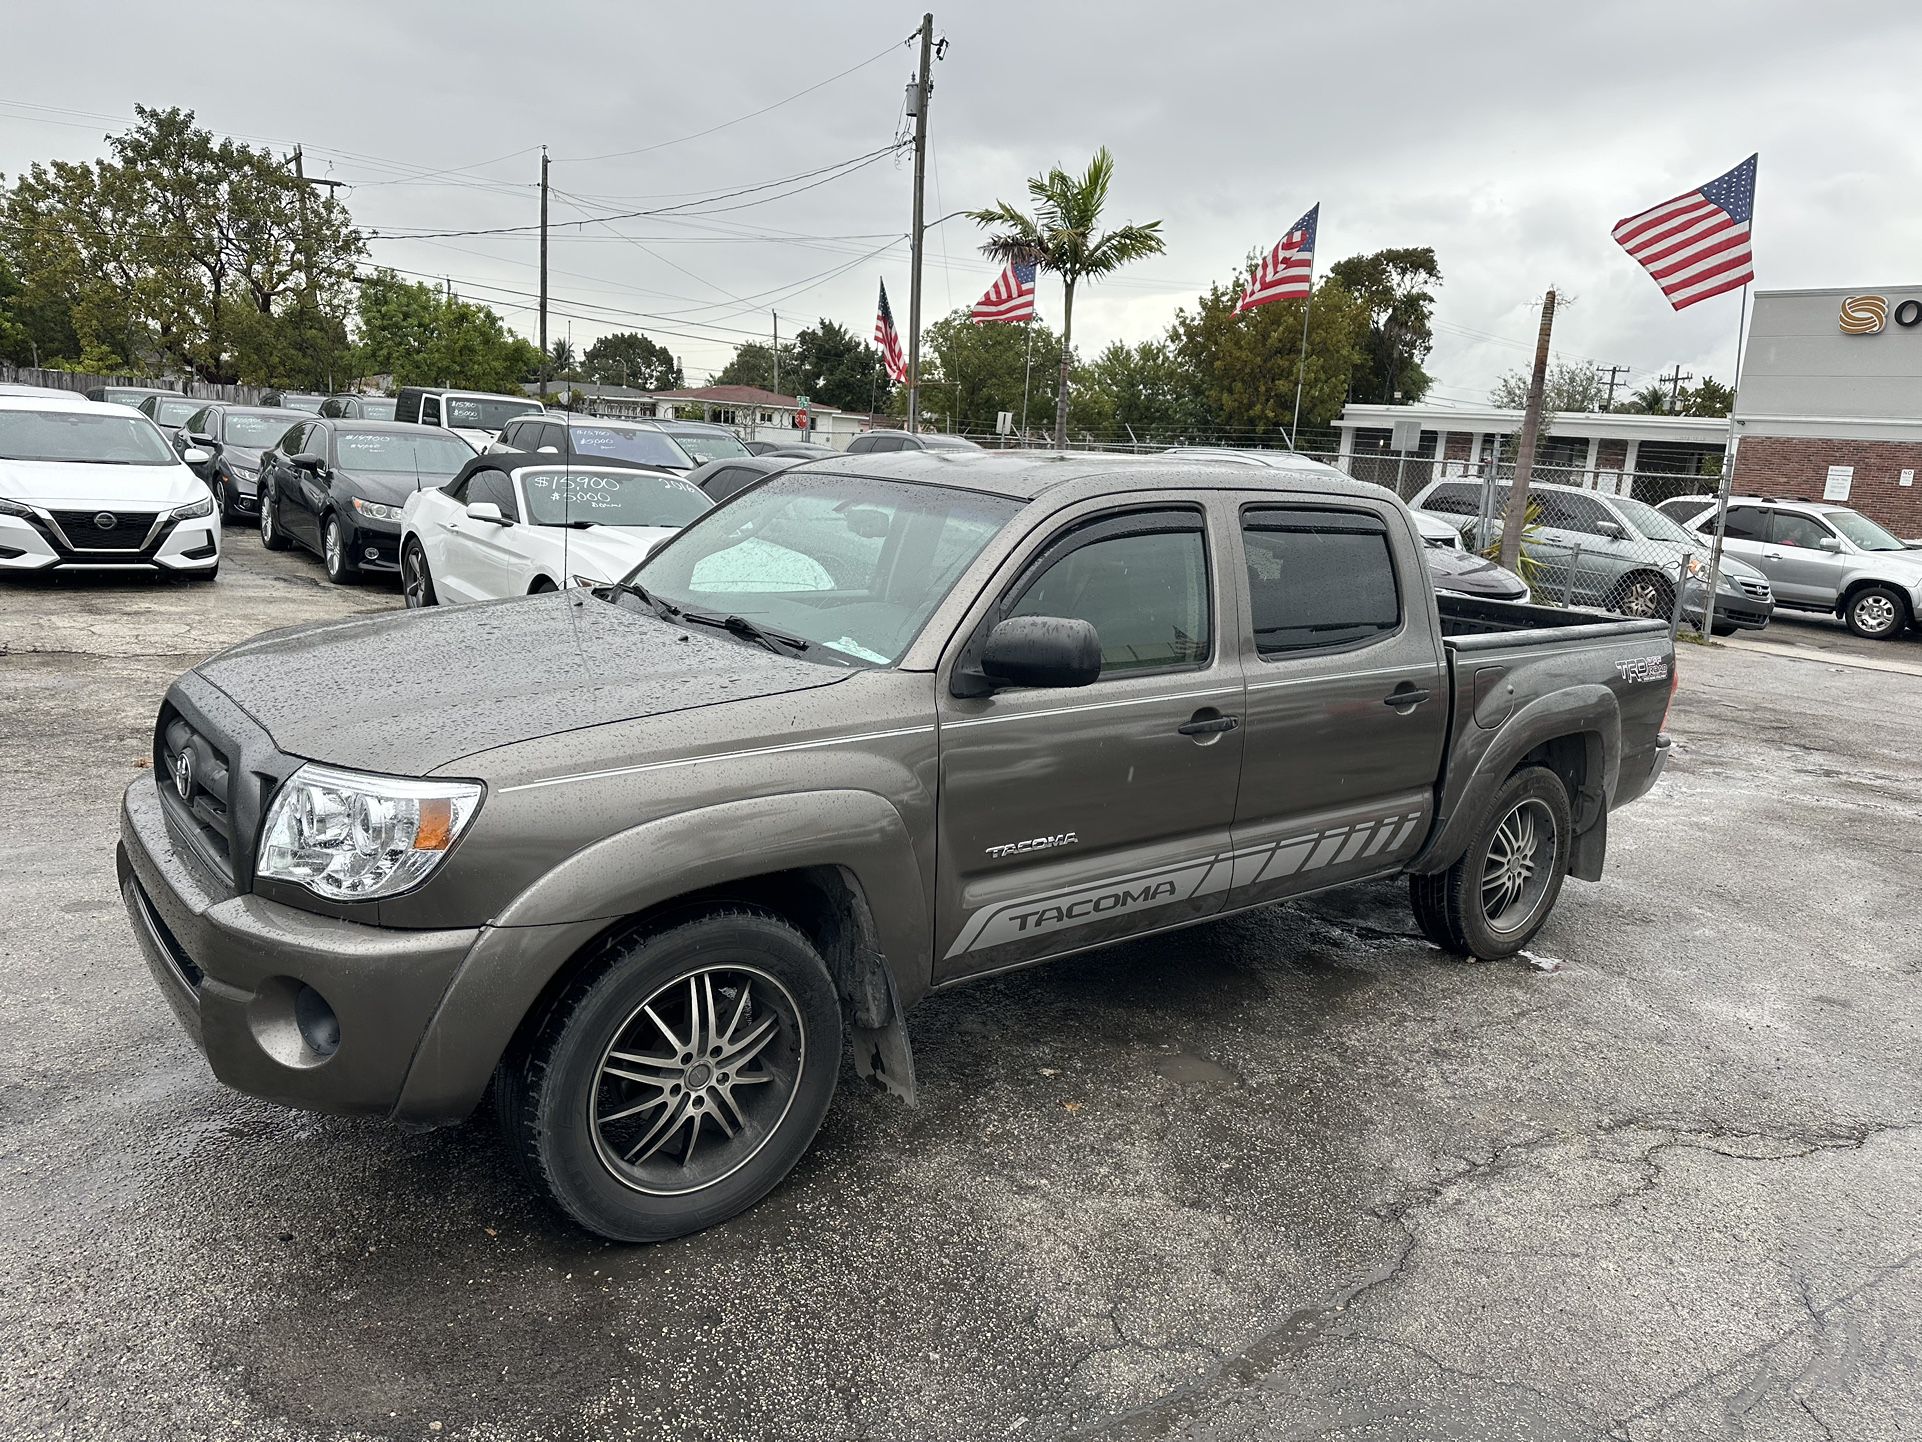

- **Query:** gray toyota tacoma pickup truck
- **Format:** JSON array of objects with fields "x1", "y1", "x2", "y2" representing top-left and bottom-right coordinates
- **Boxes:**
[{"x1": 120, "y1": 452, "x2": 1674, "y2": 1241}]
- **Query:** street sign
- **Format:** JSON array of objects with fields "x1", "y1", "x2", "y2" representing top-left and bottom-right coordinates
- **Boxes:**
[
  {"x1": 1390, "y1": 419, "x2": 1422, "y2": 453},
  {"x1": 996, "y1": 411, "x2": 1014, "y2": 435}
]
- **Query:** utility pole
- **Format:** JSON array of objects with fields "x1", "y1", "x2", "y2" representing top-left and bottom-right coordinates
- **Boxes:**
[
  {"x1": 1661, "y1": 363, "x2": 1693, "y2": 414},
  {"x1": 538, "y1": 145, "x2": 550, "y2": 400},
  {"x1": 1598, "y1": 364, "x2": 1631, "y2": 412},
  {"x1": 904, "y1": 12, "x2": 934, "y2": 434},
  {"x1": 289, "y1": 147, "x2": 344, "y2": 381},
  {"x1": 772, "y1": 311, "x2": 780, "y2": 396},
  {"x1": 1500, "y1": 288, "x2": 1557, "y2": 575}
]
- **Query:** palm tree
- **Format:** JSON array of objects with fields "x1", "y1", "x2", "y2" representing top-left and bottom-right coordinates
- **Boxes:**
[{"x1": 969, "y1": 148, "x2": 1165, "y2": 447}]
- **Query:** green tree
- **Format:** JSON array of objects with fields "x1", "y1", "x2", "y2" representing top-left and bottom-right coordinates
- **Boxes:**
[
  {"x1": 1677, "y1": 375, "x2": 1733, "y2": 417},
  {"x1": 1491, "y1": 360, "x2": 1605, "y2": 412},
  {"x1": 350, "y1": 269, "x2": 541, "y2": 393},
  {"x1": 788, "y1": 318, "x2": 890, "y2": 414},
  {"x1": 890, "y1": 308, "x2": 1063, "y2": 436},
  {"x1": 1170, "y1": 275, "x2": 1370, "y2": 443},
  {"x1": 1070, "y1": 339, "x2": 1200, "y2": 444},
  {"x1": 582, "y1": 331, "x2": 681, "y2": 389},
  {"x1": 968, "y1": 147, "x2": 1165, "y2": 446},
  {"x1": 712, "y1": 340, "x2": 798, "y2": 392},
  {"x1": 547, "y1": 337, "x2": 577, "y2": 379},
  {"x1": 1325, "y1": 248, "x2": 1441, "y2": 404},
  {"x1": 1616, "y1": 380, "x2": 1676, "y2": 415}
]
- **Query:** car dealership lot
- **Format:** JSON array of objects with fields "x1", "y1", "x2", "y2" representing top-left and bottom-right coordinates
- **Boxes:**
[{"x1": 3, "y1": 536, "x2": 1919, "y2": 1441}]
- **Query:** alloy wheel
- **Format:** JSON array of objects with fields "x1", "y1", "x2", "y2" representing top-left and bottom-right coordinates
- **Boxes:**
[
  {"x1": 1481, "y1": 797, "x2": 1558, "y2": 934},
  {"x1": 402, "y1": 547, "x2": 428, "y2": 607},
  {"x1": 259, "y1": 493, "x2": 274, "y2": 543},
  {"x1": 1617, "y1": 578, "x2": 1664, "y2": 618},
  {"x1": 1854, "y1": 592, "x2": 1898, "y2": 636},
  {"x1": 324, "y1": 518, "x2": 342, "y2": 577},
  {"x1": 589, "y1": 965, "x2": 805, "y2": 1197}
]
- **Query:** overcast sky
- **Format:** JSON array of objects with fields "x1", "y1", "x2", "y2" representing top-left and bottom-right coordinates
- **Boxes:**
[{"x1": 5, "y1": 0, "x2": 1920, "y2": 406}]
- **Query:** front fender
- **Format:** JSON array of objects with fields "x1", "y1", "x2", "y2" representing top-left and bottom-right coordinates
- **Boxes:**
[
  {"x1": 1408, "y1": 684, "x2": 1620, "y2": 875},
  {"x1": 393, "y1": 789, "x2": 928, "y2": 1125}
]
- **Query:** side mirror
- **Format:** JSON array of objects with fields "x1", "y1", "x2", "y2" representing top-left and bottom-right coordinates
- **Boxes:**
[
  {"x1": 536, "y1": 445, "x2": 560, "y2": 455},
  {"x1": 1595, "y1": 520, "x2": 1626, "y2": 540},
  {"x1": 181, "y1": 447, "x2": 211, "y2": 467},
  {"x1": 291, "y1": 450, "x2": 326, "y2": 473},
  {"x1": 184, "y1": 431, "x2": 217, "y2": 450},
  {"x1": 465, "y1": 501, "x2": 510, "y2": 526},
  {"x1": 975, "y1": 615, "x2": 1101, "y2": 692},
  {"x1": 1816, "y1": 535, "x2": 1842, "y2": 552}
]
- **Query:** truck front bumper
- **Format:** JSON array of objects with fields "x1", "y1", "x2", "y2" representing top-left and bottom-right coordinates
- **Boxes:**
[{"x1": 117, "y1": 777, "x2": 480, "y2": 1118}]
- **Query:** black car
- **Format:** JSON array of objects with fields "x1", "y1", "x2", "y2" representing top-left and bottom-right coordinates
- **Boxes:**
[
  {"x1": 649, "y1": 419, "x2": 753, "y2": 464},
  {"x1": 257, "y1": 418, "x2": 474, "y2": 583},
  {"x1": 492, "y1": 413, "x2": 696, "y2": 472},
  {"x1": 320, "y1": 395, "x2": 399, "y2": 420},
  {"x1": 743, "y1": 439, "x2": 837, "y2": 459},
  {"x1": 175, "y1": 404, "x2": 310, "y2": 520},
  {"x1": 845, "y1": 428, "x2": 982, "y2": 454},
  {"x1": 259, "y1": 390, "x2": 327, "y2": 414},
  {"x1": 684, "y1": 454, "x2": 813, "y2": 503}
]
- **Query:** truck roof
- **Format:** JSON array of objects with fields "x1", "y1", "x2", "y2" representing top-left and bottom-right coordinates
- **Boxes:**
[{"x1": 808, "y1": 448, "x2": 1398, "y2": 506}]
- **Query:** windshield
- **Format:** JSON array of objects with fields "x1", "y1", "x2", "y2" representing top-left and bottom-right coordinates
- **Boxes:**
[
  {"x1": 152, "y1": 399, "x2": 201, "y2": 426},
  {"x1": 353, "y1": 397, "x2": 397, "y2": 421},
  {"x1": 222, "y1": 411, "x2": 299, "y2": 446},
  {"x1": 629, "y1": 473, "x2": 1018, "y2": 666},
  {"x1": 668, "y1": 429, "x2": 751, "y2": 463},
  {"x1": 1614, "y1": 495, "x2": 1697, "y2": 545},
  {"x1": 521, "y1": 468, "x2": 711, "y2": 528},
  {"x1": 568, "y1": 425, "x2": 695, "y2": 469},
  {"x1": 445, "y1": 396, "x2": 542, "y2": 432},
  {"x1": 0, "y1": 409, "x2": 177, "y2": 465},
  {"x1": 1824, "y1": 509, "x2": 1905, "y2": 551},
  {"x1": 333, "y1": 430, "x2": 476, "y2": 474}
]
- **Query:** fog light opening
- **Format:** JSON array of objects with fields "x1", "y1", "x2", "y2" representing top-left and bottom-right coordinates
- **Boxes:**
[
  {"x1": 294, "y1": 984, "x2": 341, "y2": 1058},
  {"x1": 363, "y1": 546, "x2": 379, "y2": 560}
]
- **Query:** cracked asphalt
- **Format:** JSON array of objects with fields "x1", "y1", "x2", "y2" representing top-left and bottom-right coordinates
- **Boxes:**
[{"x1": 3, "y1": 529, "x2": 1919, "y2": 1441}]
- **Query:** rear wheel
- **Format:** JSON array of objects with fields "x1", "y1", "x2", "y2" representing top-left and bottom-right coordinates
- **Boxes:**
[
  {"x1": 258, "y1": 485, "x2": 290, "y2": 550},
  {"x1": 401, "y1": 539, "x2": 436, "y2": 608},
  {"x1": 529, "y1": 575, "x2": 558, "y2": 594},
  {"x1": 1844, "y1": 584, "x2": 1906, "y2": 640},
  {"x1": 497, "y1": 909, "x2": 842, "y2": 1243},
  {"x1": 1407, "y1": 766, "x2": 1572, "y2": 960}
]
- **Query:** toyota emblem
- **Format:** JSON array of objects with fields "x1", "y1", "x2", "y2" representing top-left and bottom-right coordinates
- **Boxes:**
[
  {"x1": 173, "y1": 747, "x2": 194, "y2": 801},
  {"x1": 94, "y1": 512, "x2": 117, "y2": 531}
]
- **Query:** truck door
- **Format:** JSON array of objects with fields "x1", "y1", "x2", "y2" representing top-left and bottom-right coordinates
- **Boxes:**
[
  {"x1": 1226, "y1": 501, "x2": 1448, "y2": 910},
  {"x1": 933, "y1": 500, "x2": 1246, "y2": 983}
]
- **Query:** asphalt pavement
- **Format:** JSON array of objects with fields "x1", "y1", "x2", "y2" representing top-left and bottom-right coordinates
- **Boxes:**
[{"x1": 2, "y1": 530, "x2": 1918, "y2": 1442}]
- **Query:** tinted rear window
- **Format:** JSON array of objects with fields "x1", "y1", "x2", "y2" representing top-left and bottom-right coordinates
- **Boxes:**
[{"x1": 1242, "y1": 508, "x2": 1401, "y2": 655}]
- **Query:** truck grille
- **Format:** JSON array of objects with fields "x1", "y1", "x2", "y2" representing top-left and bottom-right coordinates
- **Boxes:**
[
  {"x1": 160, "y1": 711, "x2": 236, "y2": 876},
  {"x1": 48, "y1": 508, "x2": 159, "y2": 552}
]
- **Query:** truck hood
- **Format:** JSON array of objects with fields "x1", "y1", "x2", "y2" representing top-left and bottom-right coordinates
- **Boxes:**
[
  {"x1": 194, "y1": 590, "x2": 844, "y2": 774},
  {"x1": 0, "y1": 458, "x2": 204, "y2": 508}
]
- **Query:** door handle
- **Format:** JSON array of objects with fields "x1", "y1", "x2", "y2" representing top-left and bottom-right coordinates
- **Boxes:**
[
  {"x1": 1763, "y1": 550, "x2": 1783, "y2": 559},
  {"x1": 1177, "y1": 713, "x2": 1240, "y2": 736},
  {"x1": 1384, "y1": 685, "x2": 1432, "y2": 708}
]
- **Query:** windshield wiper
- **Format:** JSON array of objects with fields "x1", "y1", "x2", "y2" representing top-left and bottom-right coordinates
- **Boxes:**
[
  {"x1": 676, "y1": 609, "x2": 810, "y2": 654},
  {"x1": 603, "y1": 577, "x2": 673, "y2": 615}
]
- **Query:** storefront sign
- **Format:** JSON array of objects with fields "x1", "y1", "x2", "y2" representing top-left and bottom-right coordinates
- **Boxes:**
[
  {"x1": 1824, "y1": 464, "x2": 1854, "y2": 500},
  {"x1": 1840, "y1": 293, "x2": 1922, "y2": 334}
]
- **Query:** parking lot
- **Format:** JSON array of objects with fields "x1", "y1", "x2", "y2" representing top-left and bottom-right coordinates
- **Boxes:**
[{"x1": 3, "y1": 529, "x2": 1919, "y2": 1442}]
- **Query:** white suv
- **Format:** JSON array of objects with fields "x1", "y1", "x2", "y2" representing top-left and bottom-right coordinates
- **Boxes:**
[
  {"x1": 0, "y1": 397, "x2": 220, "y2": 580},
  {"x1": 1657, "y1": 495, "x2": 1922, "y2": 639}
]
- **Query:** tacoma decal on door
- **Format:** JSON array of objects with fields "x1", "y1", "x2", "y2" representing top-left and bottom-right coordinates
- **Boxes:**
[{"x1": 945, "y1": 809, "x2": 1425, "y2": 957}]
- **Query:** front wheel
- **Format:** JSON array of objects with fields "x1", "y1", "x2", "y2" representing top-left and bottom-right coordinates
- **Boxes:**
[
  {"x1": 322, "y1": 514, "x2": 354, "y2": 583},
  {"x1": 496, "y1": 909, "x2": 843, "y2": 1243},
  {"x1": 259, "y1": 485, "x2": 290, "y2": 550},
  {"x1": 1407, "y1": 765, "x2": 1572, "y2": 960},
  {"x1": 1844, "y1": 584, "x2": 1907, "y2": 640},
  {"x1": 1610, "y1": 570, "x2": 1673, "y2": 620}
]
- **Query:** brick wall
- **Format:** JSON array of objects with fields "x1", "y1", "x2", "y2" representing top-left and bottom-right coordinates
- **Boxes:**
[
  {"x1": 1596, "y1": 439, "x2": 1630, "y2": 471},
  {"x1": 1442, "y1": 432, "x2": 1475, "y2": 462},
  {"x1": 1736, "y1": 435, "x2": 1922, "y2": 536}
]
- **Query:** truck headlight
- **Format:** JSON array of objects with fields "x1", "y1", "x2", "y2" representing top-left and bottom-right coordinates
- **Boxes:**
[
  {"x1": 171, "y1": 495, "x2": 215, "y2": 520},
  {"x1": 258, "y1": 763, "x2": 483, "y2": 900}
]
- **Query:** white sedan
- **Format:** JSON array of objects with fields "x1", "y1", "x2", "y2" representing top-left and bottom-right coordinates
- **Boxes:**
[
  {"x1": 399, "y1": 459, "x2": 711, "y2": 606},
  {"x1": 0, "y1": 396, "x2": 220, "y2": 580}
]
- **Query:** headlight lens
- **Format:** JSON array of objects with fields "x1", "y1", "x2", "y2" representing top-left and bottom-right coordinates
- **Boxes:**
[
  {"x1": 570, "y1": 574, "x2": 609, "y2": 589},
  {"x1": 350, "y1": 497, "x2": 402, "y2": 522},
  {"x1": 0, "y1": 495, "x2": 33, "y2": 519},
  {"x1": 226, "y1": 459, "x2": 259, "y2": 480},
  {"x1": 171, "y1": 495, "x2": 215, "y2": 520},
  {"x1": 258, "y1": 763, "x2": 483, "y2": 900}
]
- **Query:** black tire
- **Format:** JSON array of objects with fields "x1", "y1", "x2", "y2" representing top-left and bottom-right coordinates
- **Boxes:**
[
  {"x1": 401, "y1": 539, "x2": 437, "y2": 608},
  {"x1": 258, "y1": 484, "x2": 290, "y2": 550},
  {"x1": 1609, "y1": 570, "x2": 1673, "y2": 621},
  {"x1": 1843, "y1": 584, "x2": 1907, "y2": 640},
  {"x1": 1711, "y1": 621, "x2": 1740, "y2": 637},
  {"x1": 322, "y1": 513, "x2": 355, "y2": 583},
  {"x1": 496, "y1": 908, "x2": 842, "y2": 1243},
  {"x1": 215, "y1": 478, "x2": 234, "y2": 524},
  {"x1": 1412, "y1": 766, "x2": 1572, "y2": 960}
]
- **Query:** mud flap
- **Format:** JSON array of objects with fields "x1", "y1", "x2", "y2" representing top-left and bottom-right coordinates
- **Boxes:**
[{"x1": 850, "y1": 1015, "x2": 918, "y2": 1105}]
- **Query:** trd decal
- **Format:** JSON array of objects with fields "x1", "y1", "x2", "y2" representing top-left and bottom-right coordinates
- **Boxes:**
[
  {"x1": 945, "y1": 809, "x2": 1425, "y2": 956},
  {"x1": 985, "y1": 831, "x2": 1078, "y2": 860},
  {"x1": 1615, "y1": 656, "x2": 1670, "y2": 684}
]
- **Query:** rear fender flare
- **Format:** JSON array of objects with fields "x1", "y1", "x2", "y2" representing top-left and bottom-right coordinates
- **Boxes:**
[{"x1": 1408, "y1": 685, "x2": 1619, "y2": 875}]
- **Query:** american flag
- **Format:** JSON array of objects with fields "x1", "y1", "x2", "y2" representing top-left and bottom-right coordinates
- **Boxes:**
[
  {"x1": 1235, "y1": 204, "x2": 1318, "y2": 314},
  {"x1": 971, "y1": 259, "x2": 1037, "y2": 323},
  {"x1": 874, "y1": 280, "x2": 907, "y2": 383},
  {"x1": 1612, "y1": 155, "x2": 1757, "y2": 311}
]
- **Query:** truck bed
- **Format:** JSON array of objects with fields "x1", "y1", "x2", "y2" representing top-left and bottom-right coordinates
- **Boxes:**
[{"x1": 1436, "y1": 593, "x2": 1671, "y2": 651}]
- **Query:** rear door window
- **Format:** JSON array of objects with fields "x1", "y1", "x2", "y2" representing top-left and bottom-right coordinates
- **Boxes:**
[
  {"x1": 1242, "y1": 508, "x2": 1402, "y2": 656},
  {"x1": 1720, "y1": 506, "x2": 1769, "y2": 541}
]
